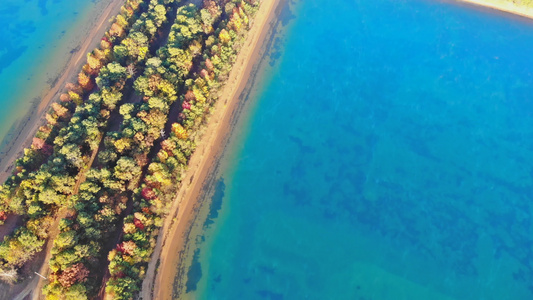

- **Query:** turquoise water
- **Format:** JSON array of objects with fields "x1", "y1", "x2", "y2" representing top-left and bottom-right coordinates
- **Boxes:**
[
  {"x1": 183, "y1": 0, "x2": 533, "y2": 299},
  {"x1": 0, "y1": 0, "x2": 99, "y2": 147}
]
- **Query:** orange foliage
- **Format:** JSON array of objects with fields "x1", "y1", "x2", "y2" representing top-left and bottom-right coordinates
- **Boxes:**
[
  {"x1": 148, "y1": 74, "x2": 162, "y2": 91},
  {"x1": 109, "y1": 23, "x2": 125, "y2": 37},
  {"x1": 134, "y1": 153, "x2": 149, "y2": 167},
  {"x1": 32, "y1": 137, "x2": 46, "y2": 150},
  {"x1": 0, "y1": 211, "x2": 7, "y2": 221},
  {"x1": 65, "y1": 82, "x2": 82, "y2": 94},
  {"x1": 52, "y1": 103, "x2": 68, "y2": 118},
  {"x1": 45, "y1": 113, "x2": 57, "y2": 126},
  {"x1": 100, "y1": 39, "x2": 112, "y2": 50},
  {"x1": 59, "y1": 93, "x2": 70, "y2": 103},
  {"x1": 39, "y1": 125, "x2": 52, "y2": 134},
  {"x1": 78, "y1": 72, "x2": 94, "y2": 92}
]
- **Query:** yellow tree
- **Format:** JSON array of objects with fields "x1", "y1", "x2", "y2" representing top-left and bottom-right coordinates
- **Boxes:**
[
  {"x1": 219, "y1": 29, "x2": 231, "y2": 44},
  {"x1": 87, "y1": 53, "x2": 102, "y2": 71},
  {"x1": 171, "y1": 123, "x2": 188, "y2": 139}
]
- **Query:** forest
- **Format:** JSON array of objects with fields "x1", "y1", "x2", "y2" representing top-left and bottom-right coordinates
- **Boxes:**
[{"x1": 0, "y1": 0, "x2": 259, "y2": 299}]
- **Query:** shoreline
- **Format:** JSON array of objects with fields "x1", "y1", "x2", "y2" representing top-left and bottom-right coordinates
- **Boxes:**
[
  {"x1": 453, "y1": 0, "x2": 533, "y2": 20},
  {"x1": 139, "y1": 0, "x2": 283, "y2": 298},
  {"x1": 0, "y1": 0, "x2": 125, "y2": 183}
]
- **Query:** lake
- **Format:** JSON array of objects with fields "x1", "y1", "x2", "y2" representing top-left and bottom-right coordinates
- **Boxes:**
[{"x1": 178, "y1": 0, "x2": 533, "y2": 299}]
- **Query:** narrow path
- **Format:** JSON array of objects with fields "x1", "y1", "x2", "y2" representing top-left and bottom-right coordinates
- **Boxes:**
[{"x1": 30, "y1": 134, "x2": 103, "y2": 300}]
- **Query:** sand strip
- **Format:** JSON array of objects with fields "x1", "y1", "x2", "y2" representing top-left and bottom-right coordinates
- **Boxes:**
[
  {"x1": 0, "y1": 0, "x2": 125, "y2": 184},
  {"x1": 140, "y1": 0, "x2": 283, "y2": 299},
  {"x1": 453, "y1": 0, "x2": 533, "y2": 20}
]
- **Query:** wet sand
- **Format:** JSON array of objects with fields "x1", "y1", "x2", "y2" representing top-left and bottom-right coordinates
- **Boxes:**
[{"x1": 139, "y1": 0, "x2": 283, "y2": 299}]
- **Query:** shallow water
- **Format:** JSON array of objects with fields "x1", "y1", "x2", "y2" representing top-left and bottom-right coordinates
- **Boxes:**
[
  {"x1": 0, "y1": 0, "x2": 101, "y2": 148},
  {"x1": 180, "y1": 0, "x2": 533, "y2": 299}
]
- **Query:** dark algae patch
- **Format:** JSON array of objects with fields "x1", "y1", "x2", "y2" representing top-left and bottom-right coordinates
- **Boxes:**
[
  {"x1": 185, "y1": 248, "x2": 203, "y2": 293},
  {"x1": 203, "y1": 178, "x2": 226, "y2": 228}
]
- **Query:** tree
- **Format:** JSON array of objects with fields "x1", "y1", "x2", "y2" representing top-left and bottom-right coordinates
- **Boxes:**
[
  {"x1": 119, "y1": 103, "x2": 135, "y2": 120},
  {"x1": 120, "y1": 241, "x2": 137, "y2": 256},
  {"x1": 219, "y1": 29, "x2": 231, "y2": 44},
  {"x1": 101, "y1": 88, "x2": 123, "y2": 110},
  {"x1": 32, "y1": 137, "x2": 46, "y2": 150},
  {"x1": 52, "y1": 103, "x2": 69, "y2": 118},
  {"x1": 59, "y1": 144, "x2": 84, "y2": 169},
  {"x1": 97, "y1": 62, "x2": 127, "y2": 89},
  {"x1": 205, "y1": 58, "x2": 214, "y2": 70},
  {"x1": 152, "y1": 5, "x2": 167, "y2": 27},
  {"x1": 87, "y1": 53, "x2": 103, "y2": 71},
  {"x1": 0, "y1": 211, "x2": 7, "y2": 222},
  {"x1": 100, "y1": 38, "x2": 112, "y2": 50},
  {"x1": 51, "y1": 175, "x2": 76, "y2": 194},
  {"x1": 203, "y1": 0, "x2": 221, "y2": 18},
  {"x1": 114, "y1": 138, "x2": 133, "y2": 154},
  {"x1": 60, "y1": 93, "x2": 71, "y2": 103},
  {"x1": 78, "y1": 72, "x2": 94, "y2": 92},
  {"x1": 58, "y1": 263, "x2": 89, "y2": 288},
  {"x1": 114, "y1": 157, "x2": 141, "y2": 182},
  {"x1": 141, "y1": 187, "x2": 156, "y2": 200},
  {"x1": 147, "y1": 97, "x2": 169, "y2": 111},
  {"x1": 121, "y1": 32, "x2": 149, "y2": 63},
  {"x1": 68, "y1": 91, "x2": 82, "y2": 105},
  {"x1": 0, "y1": 266, "x2": 18, "y2": 283},
  {"x1": 38, "y1": 188, "x2": 66, "y2": 206},
  {"x1": 0, "y1": 229, "x2": 45, "y2": 267},
  {"x1": 54, "y1": 230, "x2": 77, "y2": 250},
  {"x1": 46, "y1": 113, "x2": 58, "y2": 126},
  {"x1": 109, "y1": 23, "x2": 125, "y2": 39}
]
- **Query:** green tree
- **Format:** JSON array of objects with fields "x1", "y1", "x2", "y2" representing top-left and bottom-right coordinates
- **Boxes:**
[
  {"x1": 96, "y1": 62, "x2": 127, "y2": 89},
  {"x1": 114, "y1": 157, "x2": 141, "y2": 183}
]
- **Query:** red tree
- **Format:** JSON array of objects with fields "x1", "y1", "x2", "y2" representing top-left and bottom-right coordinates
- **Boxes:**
[
  {"x1": 141, "y1": 187, "x2": 156, "y2": 200},
  {"x1": 58, "y1": 263, "x2": 89, "y2": 288},
  {"x1": 133, "y1": 218, "x2": 145, "y2": 230}
]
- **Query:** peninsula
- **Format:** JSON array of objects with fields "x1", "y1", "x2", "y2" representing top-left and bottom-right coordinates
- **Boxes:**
[{"x1": 0, "y1": 0, "x2": 532, "y2": 299}]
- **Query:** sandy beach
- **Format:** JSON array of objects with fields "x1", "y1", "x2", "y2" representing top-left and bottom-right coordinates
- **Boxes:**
[
  {"x1": 139, "y1": 0, "x2": 283, "y2": 299},
  {"x1": 0, "y1": 0, "x2": 125, "y2": 184},
  {"x1": 454, "y1": 0, "x2": 533, "y2": 19}
]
